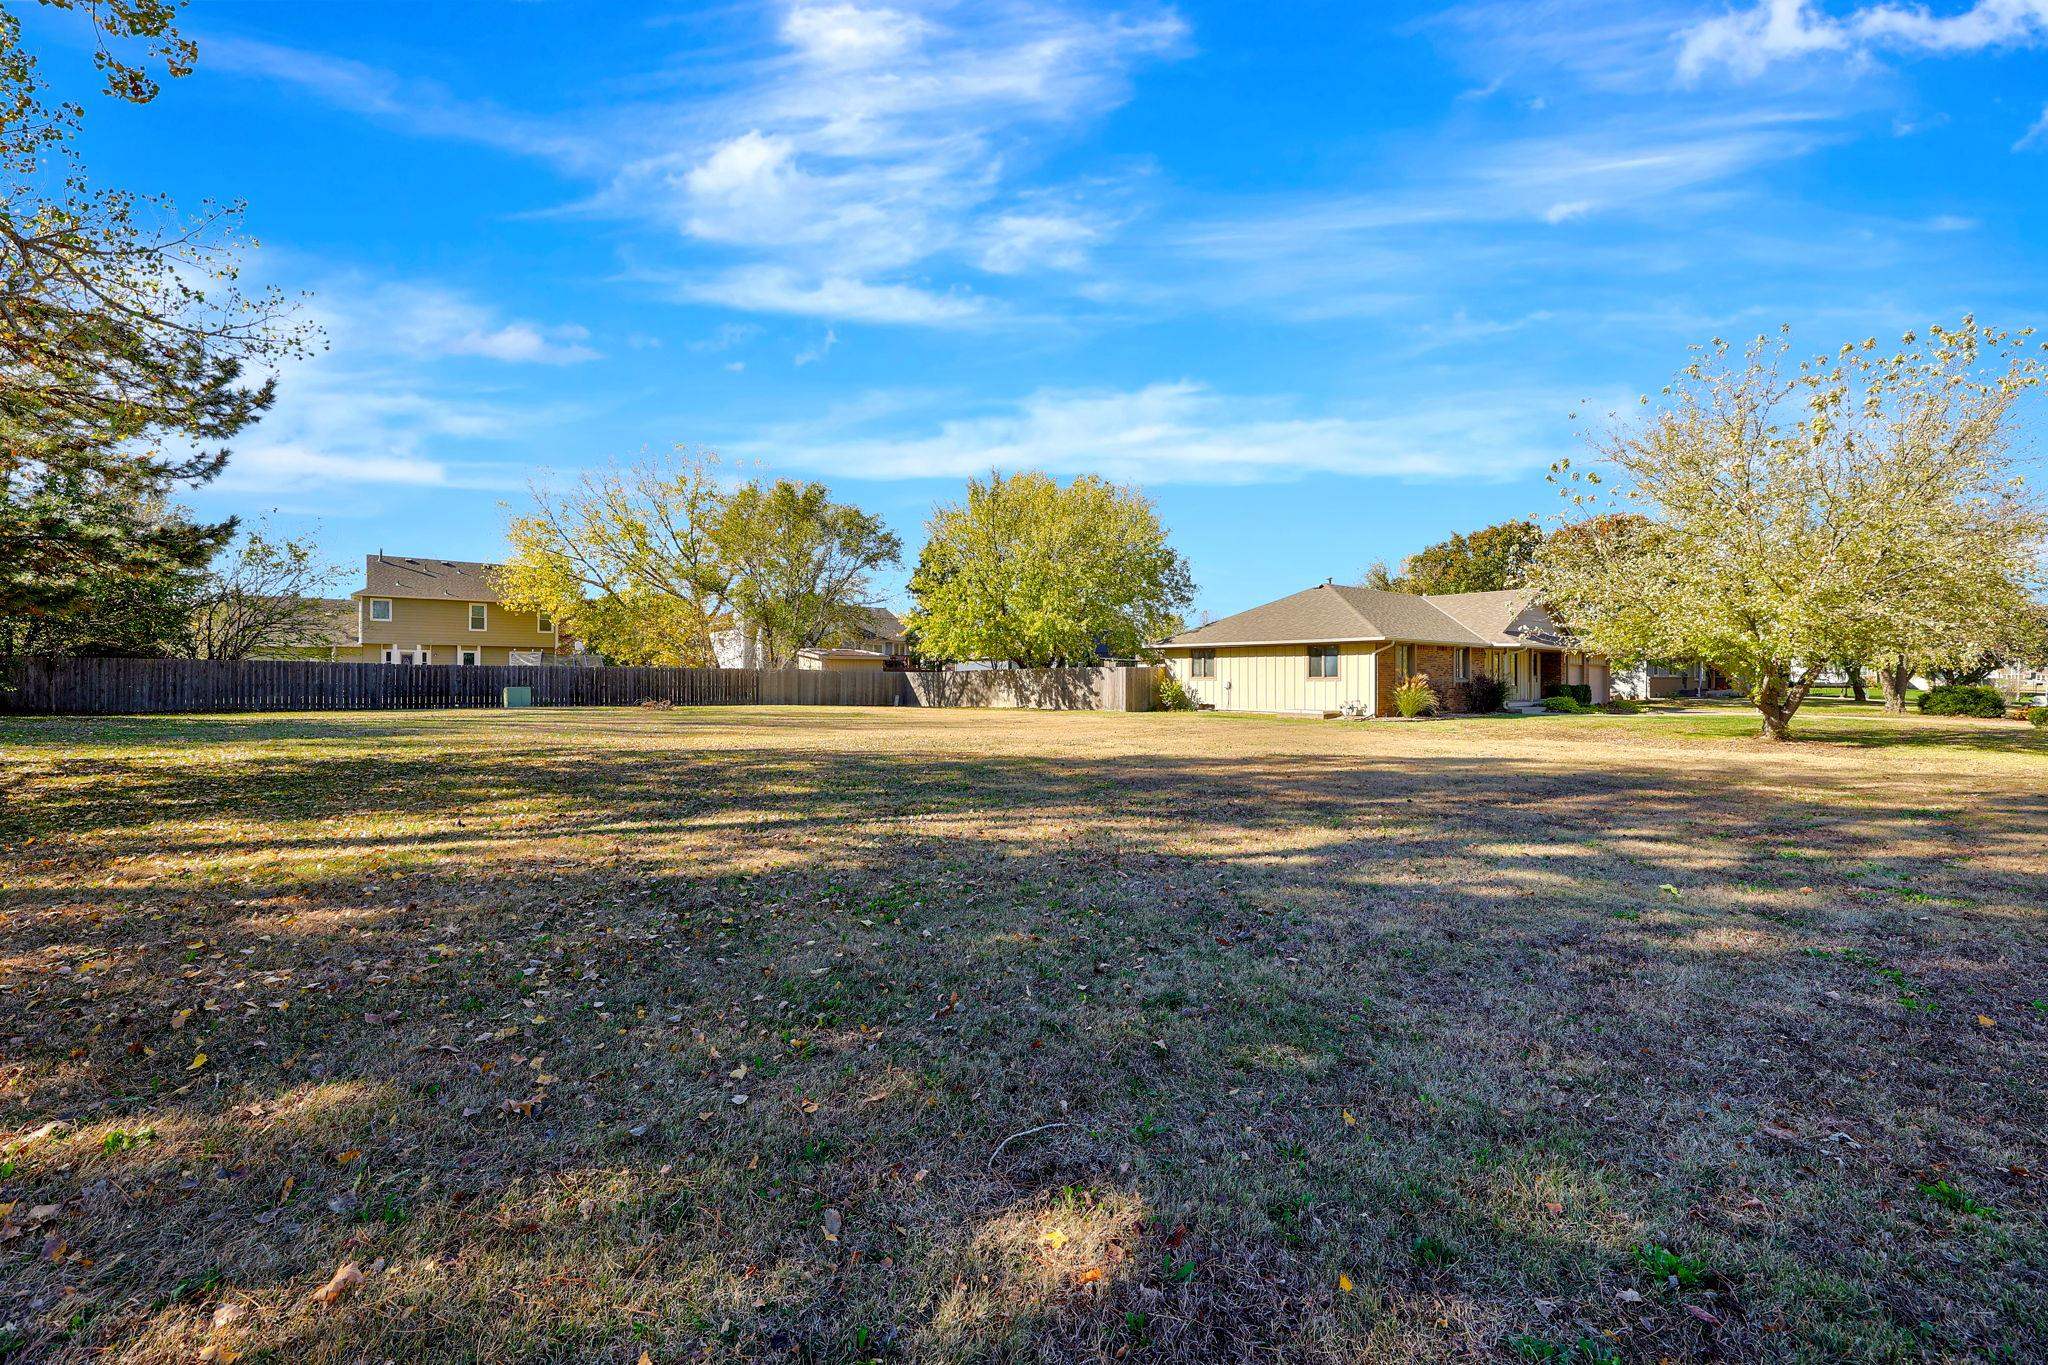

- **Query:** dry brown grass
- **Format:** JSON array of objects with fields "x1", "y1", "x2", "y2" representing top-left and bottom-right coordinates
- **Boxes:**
[{"x1": 1, "y1": 701, "x2": 2043, "y2": 1363}]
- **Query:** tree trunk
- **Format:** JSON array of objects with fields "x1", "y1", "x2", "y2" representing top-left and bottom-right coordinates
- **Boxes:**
[
  {"x1": 1877, "y1": 657, "x2": 1912, "y2": 714},
  {"x1": 1751, "y1": 666, "x2": 1813, "y2": 740},
  {"x1": 1843, "y1": 661, "x2": 1867, "y2": 704}
]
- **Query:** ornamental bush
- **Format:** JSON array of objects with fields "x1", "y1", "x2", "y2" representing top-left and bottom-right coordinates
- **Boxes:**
[
  {"x1": 1392, "y1": 674, "x2": 1437, "y2": 718},
  {"x1": 1542, "y1": 683, "x2": 1593, "y2": 705},
  {"x1": 1465, "y1": 673, "x2": 1506, "y2": 713},
  {"x1": 1155, "y1": 671, "x2": 1195, "y2": 711},
  {"x1": 1540, "y1": 693, "x2": 1591, "y2": 714},
  {"x1": 2028, "y1": 706, "x2": 2048, "y2": 728},
  {"x1": 1918, "y1": 684, "x2": 2007, "y2": 718}
]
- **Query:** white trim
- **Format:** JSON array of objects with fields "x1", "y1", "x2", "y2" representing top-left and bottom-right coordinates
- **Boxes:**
[
  {"x1": 369, "y1": 598, "x2": 393, "y2": 623},
  {"x1": 468, "y1": 602, "x2": 488, "y2": 631},
  {"x1": 456, "y1": 646, "x2": 481, "y2": 667},
  {"x1": 536, "y1": 611, "x2": 555, "y2": 634}
]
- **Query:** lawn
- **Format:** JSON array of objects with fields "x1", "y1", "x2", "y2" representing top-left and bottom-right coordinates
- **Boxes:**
[{"x1": 2, "y1": 702, "x2": 2043, "y2": 1362}]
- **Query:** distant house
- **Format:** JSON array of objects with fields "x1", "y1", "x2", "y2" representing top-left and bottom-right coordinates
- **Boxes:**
[
  {"x1": 1610, "y1": 661, "x2": 1734, "y2": 700},
  {"x1": 1155, "y1": 583, "x2": 1608, "y2": 716},
  {"x1": 332, "y1": 555, "x2": 574, "y2": 665},
  {"x1": 714, "y1": 606, "x2": 910, "y2": 670},
  {"x1": 249, "y1": 597, "x2": 360, "y2": 660}
]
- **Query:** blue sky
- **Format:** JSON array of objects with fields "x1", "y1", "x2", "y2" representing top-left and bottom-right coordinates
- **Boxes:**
[{"x1": 32, "y1": 0, "x2": 2048, "y2": 619}]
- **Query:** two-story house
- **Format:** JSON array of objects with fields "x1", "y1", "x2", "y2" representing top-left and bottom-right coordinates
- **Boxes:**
[{"x1": 337, "y1": 555, "x2": 571, "y2": 665}]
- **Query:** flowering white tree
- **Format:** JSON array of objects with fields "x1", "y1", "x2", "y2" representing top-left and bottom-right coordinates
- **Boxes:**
[{"x1": 1531, "y1": 320, "x2": 2048, "y2": 740}]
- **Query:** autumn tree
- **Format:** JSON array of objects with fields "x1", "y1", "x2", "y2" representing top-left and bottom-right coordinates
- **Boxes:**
[
  {"x1": 497, "y1": 453, "x2": 899, "y2": 667},
  {"x1": 1, "y1": 1, "x2": 305, "y2": 629},
  {"x1": 1365, "y1": 520, "x2": 1543, "y2": 595},
  {"x1": 1531, "y1": 320, "x2": 2048, "y2": 740},
  {"x1": 712, "y1": 479, "x2": 900, "y2": 667},
  {"x1": 496, "y1": 453, "x2": 733, "y2": 665},
  {"x1": 908, "y1": 471, "x2": 1193, "y2": 667}
]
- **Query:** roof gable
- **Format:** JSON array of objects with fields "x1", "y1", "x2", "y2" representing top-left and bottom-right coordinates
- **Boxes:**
[{"x1": 1162, "y1": 583, "x2": 1491, "y2": 649}]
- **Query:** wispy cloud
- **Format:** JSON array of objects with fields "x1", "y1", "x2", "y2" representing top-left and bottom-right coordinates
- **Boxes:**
[
  {"x1": 218, "y1": 3, "x2": 1187, "y2": 325},
  {"x1": 745, "y1": 379, "x2": 1589, "y2": 483},
  {"x1": 2019, "y1": 103, "x2": 2048, "y2": 150},
  {"x1": 1680, "y1": 0, "x2": 2048, "y2": 81},
  {"x1": 207, "y1": 268, "x2": 590, "y2": 498}
]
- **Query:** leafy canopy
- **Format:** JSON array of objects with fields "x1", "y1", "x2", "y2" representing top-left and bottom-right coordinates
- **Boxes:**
[
  {"x1": 496, "y1": 452, "x2": 900, "y2": 667},
  {"x1": 1531, "y1": 318, "x2": 2048, "y2": 740},
  {"x1": 1366, "y1": 520, "x2": 1543, "y2": 595},
  {"x1": 908, "y1": 471, "x2": 1193, "y2": 667}
]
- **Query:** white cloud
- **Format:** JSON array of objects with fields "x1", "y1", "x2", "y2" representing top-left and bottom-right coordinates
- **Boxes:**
[
  {"x1": 221, "y1": 4, "x2": 1188, "y2": 324},
  {"x1": 978, "y1": 211, "x2": 1102, "y2": 273},
  {"x1": 2019, "y1": 104, "x2": 2048, "y2": 149},
  {"x1": 307, "y1": 279, "x2": 601, "y2": 365},
  {"x1": 1543, "y1": 199, "x2": 1594, "y2": 223},
  {"x1": 1680, "y1": 0, "x2": 2048, "y2": 81},
  {"x1": 746, "y1": 379, "x2": 1585, "y2": 483},
  {"x1": 794, "y1": 328, "x2": 838, "y2": 365},
  {"x1": 671, "y1": 265, "x2": 988, "y2": 325}
]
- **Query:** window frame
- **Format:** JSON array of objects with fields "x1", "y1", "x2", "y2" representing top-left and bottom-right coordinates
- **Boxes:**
[
  {"x1": 1395, "y1": 643, "x2": 1413, "y2": 678},
  {"x1": 536, "y1": 611, "x2": 554, "y2": 634},
  {"x1": 468, "y1": 603, "x2": 488, "y2": 632},
  {"x1": 1455, "y1": 647, "x2": 1470, "y2": 680},
  {"x1": 1306, "y1": 644, "x2": 1340, "y2": 679},
  {"x1": 368, "y1": 598, "x2": 392, "y2": 623},
  {"x1": 1190, "y1": 648, "x2": 1216, "y2": 679}
]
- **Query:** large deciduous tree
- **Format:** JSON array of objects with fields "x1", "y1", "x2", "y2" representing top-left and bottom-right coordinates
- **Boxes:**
[
  {"x1": 712, "y1": 479, "x2": 900, "y2": 668},
  {"x1": 1364, "y1": 519, "x2": 1543, "y2": 595},
  {"x1": 496, "y1": 453, "x2": 733, "y2": 666},
  {"x1": 496, "y1": 453, "x2": 900, "y2": 668},
  {"x1": 1, "y1": 1, "x2": 303, "y2": 636},
  {"x1": 1531, "y1": 320, "x2": 2048, "y2": 740},
  {"x1": 907, "y1": 471, "x2": 1193, "y2": 667}
]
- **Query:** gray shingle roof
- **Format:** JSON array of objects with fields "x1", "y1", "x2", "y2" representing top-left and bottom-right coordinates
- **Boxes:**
[
  {"x1": 1161, "y1": 584, "x2": 1564, "y2": 650},
  {"x1": 1423, "y1": 589, "x2": 1564, "y2": 647},
  {"x1": 356, "y1": 556, "x2": 505, "y2": 602}
]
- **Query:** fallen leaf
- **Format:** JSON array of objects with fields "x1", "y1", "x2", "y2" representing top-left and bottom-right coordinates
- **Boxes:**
[
  {"x1": 310, "y1": 1261, "x2": 364, "y2": 1306},
  {"x1": 187, "y1": 1052, "x2": 208, "y2": 1071},
  {"x1": 1341, "y1": 1110, "x2": 1356, "y2": 1126},
  {"x1": 211, "y1": 1301, "x2": 247, "y2": 1331},
  {"x1": 1977, "y1": 1015, "x2": 1996, "y2": 1028},
  {"x1": 1338, "y1": 1273, "x2": 1354, "y2": 1293},
  {"x1": 821, "y1": 1207, "x2": 841, "y2": 1241}
]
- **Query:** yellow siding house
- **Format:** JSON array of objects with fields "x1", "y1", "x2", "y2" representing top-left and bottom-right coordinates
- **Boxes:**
[
  {"x1": 1156, "y1": 583, "x2": 1608, "y2": 716},
  {"x1": 334, "y1": 555, "x2": 573, "y2": 666}
]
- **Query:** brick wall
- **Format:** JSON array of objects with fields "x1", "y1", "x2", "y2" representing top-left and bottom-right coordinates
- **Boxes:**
[{"x1": 1376, "y1": 643, "x2": 1464, "y2": 715}]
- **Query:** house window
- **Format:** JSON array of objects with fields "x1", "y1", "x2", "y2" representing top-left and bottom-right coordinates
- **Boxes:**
[
  {"x1": 536, "y1": 611, "x2": 554, "y2": 634},
  {"x1": 457, "y1": 647, "x2": 480, "y2": 667},
  {"x1": 369, "y1": 598, "x2": 392, "y2": 623},
  {"x1": 468, "y1": 603, "x2": 488, "y2": 631},
  {"x1": 1307, "y1": 645, "x2": 1339, "y2": 678},
  {"x1": 1190, "y1": 649, "x2": 1216, "y2": 679},
  {"x1": 383, "y1": 647, "x2": 428, "y2": 665},
  {"x1": 1455, "y1": 647, "x2": 1471, "y2": 680},
  {"x1": 1395, "y1": 644, "x2": 1413, "y2": 678}
]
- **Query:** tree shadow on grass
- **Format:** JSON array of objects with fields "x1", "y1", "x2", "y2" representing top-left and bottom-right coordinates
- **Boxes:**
[{"x1": 3, "y1": 711, "x2": 2045, "y2": 1361}]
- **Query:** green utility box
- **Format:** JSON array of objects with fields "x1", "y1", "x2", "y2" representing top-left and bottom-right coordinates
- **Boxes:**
[{"x1": 503, "y1": 686, "x2": 533, "y2": 708}]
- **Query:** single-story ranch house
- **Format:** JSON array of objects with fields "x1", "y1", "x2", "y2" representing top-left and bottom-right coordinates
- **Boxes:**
[{"x1": 1156, "y1": 583, "x2": 1609, "y2": 716}]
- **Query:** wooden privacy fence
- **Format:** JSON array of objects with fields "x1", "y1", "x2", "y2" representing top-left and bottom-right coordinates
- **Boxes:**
[{"x1": 0, "y1": 657, "x2": 1163, "y2": 716}]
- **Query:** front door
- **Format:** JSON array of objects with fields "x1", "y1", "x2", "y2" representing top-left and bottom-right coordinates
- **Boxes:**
[{"x1": 457, "y1": 647, "x2": 481, "y2": 666}]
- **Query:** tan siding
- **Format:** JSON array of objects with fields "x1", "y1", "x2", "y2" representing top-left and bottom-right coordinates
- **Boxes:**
[
  {"x1": 354, "y1": 596, "x2": 563, "y2": 659},
  {"x1": 1162, "y1": 642, "x2": 1383, "y2": 715}
]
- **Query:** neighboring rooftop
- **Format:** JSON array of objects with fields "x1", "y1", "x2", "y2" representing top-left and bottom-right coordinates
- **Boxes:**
[
  {"x1": 356, "y1": 555, "x2": 505, "y2": 602},
  {"x1": 1161, "y1": 583, "x2": 1561, "y2": 650}
]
